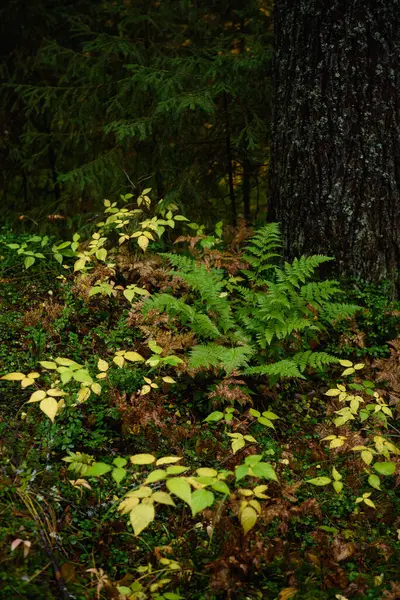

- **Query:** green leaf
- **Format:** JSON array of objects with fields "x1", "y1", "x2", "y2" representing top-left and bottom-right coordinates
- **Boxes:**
[
  {"x1": 145, "y1": 469, "x2": 167, "y2": 483},
  {"x1": 112, "y1": 467, "x2": 127, "y2": 485},
  {"x1": 113, "y1": 457, "x2": 128, "y2": 468},
  {"x1": 130, "y1": 503, "x2": 155, "y2": 536},
  {"x1": 235, "y1": 464, "x2": 249, "y2": 482},
  {"x1": 85, "y1": 462, "x2": 113, "y2": 477},
  {"x1": 96, "y1": 248, "x2": 107, "y2": 261},
  {"x1": 250, "y1": 462, "x2": 278, "y2": 481},
  {"x1": 39, "y1": 361, "x2": 57, "y2": 370},
  {"x1": 332, "y1": 481, "x2": 343, "y2": 494},
  {"x1": 166, "y1": 466, "x2": 188, "y2": 475},
  {"x1": 244, "y1": 455, "x2": 263, "y2": 466},
  {"x1": 249, "y1": 408, "x2": 261, "y2": 418},
  {"x1": 307, "y1": 477, "x2": 332, "y2": 486},
  {"x1": 211, "y1": 480, "x2": 230, "y2": 495},
  {"x1": 73, "y1": 370, "x2": 93, "y2": 384},
  {"x1": 373, "y1": 462, "x2": 396, "y2": 476},
  {"x1": 368, "y1": 474, "x2": 381, "y2": 490},
  {"x1": 191, "y1": 489, "x2": 215, "y2": 516},
  {"x1": 24, "y1": 256, "x2": 35, "y2": 269},
  {"x1": 166, "y1": 477, "x2": 192, "y2": 506},
  {"x1": 204, "y1": 411, "x2": 224, "y2": 423},
  {"x1": 258, "y1": 417, "x2": 275, "y2": 428},
  {"x1": 148, "y1": 340, "x2": 163, "y2": 354}
]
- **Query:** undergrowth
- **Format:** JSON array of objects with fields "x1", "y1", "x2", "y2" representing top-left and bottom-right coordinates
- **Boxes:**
[{"x1": 0, "y1": 193, "x2": 399, "y2": 600}]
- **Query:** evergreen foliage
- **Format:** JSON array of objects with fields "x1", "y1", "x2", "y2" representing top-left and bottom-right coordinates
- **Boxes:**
[{"x1": 1, "y1": 0, "x2": 273, "y2": 222}]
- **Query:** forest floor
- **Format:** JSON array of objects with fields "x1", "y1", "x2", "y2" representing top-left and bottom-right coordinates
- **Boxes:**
[{"x1": 1, "y1": 228, "x2": 400, "y2": 600}]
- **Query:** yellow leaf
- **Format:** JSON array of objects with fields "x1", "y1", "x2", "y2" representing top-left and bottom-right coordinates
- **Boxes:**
[
  {"x1": 118, "y1": 497, "x2": 140, "y2": 514},
  {"x1": 253, "y1": 485, "x2": 269, "y2": 499},
  {"x1": 232, "y1": 438, "x2": 245, "y2": 454},
  {"x1": 47, "y1": 388, "x2": 66, "y2": 397},
  {"x1": 130, "y1": 454, "x2": 156, "y2": 465},
  {"x1": 156, "y1": 456, "x2": 182, "y2": 466},
  {"x1": 240, "y1": 505, "x2": 258, "y2": 534},
  {"x1": 364, "y1": 498, "x2": 376, "y2": 508},
  {"x1": 28, "y1": 390, "x2": 47, "y2": 403},
  {"x1": 140, "y1": 385, "x2": 151, "y2": 395},
  {"x1": 196, "y1": 468, "x2": 218, "y2": 477},
  {"x1": 97, "y1": 359, "x2": 109, "y2": 372},
  {"x1": 130, "y1": 503, "x2": 155, "y2": 536},
  {"x1": 342, "y1": 367, "x2": 355, "y2": 376},
  {"x1": 27, "y1": 372, "x2": 40, "y2": 379},
  {"x1": 339, "y1": 360, "x2": 353, "y2": 367},
  {"x1": 125, "y1": 486, "x2": 153, "y2": 498},
  {"x1": 137, "y1": 235, "x2": 149, "y2": 251},
  {"x1": 113, "y1": 355, "x2": 125, "y2": 368},
  {"x1": 361, "y1": 450, "x2": 373, "y2": 465},
  {"x1": 152, "y1": 491, "x2": 176, "y2": 506},
  {"x1": 96, "y1": 372, "x2": 107, "y2": 379},
  {"x1": 124, "y1": 351, "x2": 144, "y2": 362},
  {"x1": 248, "y1": 499, "x2": 262, "y2": 514},
  {"x1": 91, "y1": 383, "x2": 102, "y2": 396},
  {"x1": 74, "y1": 258, "x2": 87, "y2": 272},
  {"x1": 354, "y1": 363, "x2": 365, "y2": 370},
  {"x1": 1, "y1": 372, "x2": 25, "y2": 381},
  {"x1": 39, "y1": 361, "x2": 57, "y2": 369},
  {"x1": 21, "y1": 378, "x2": 35, "y2": 388},
  {"x1": 238, "y1": 488, "x2": 254, "y2": 497},
  {"x1": 330, "y1": 438, "x2": 345, "y2": 449},
  {"x1": 39, "y1": 397, "x2": 58, "y2": 422},
  {"x1": 162, "y1": 376, "x2": 176, "y2": 384},
  {"x1": 77, "y1": 387, "x2": 91, "y2": 403},
  {"x1": 325, "y1": 388, "x2": 341, "y2": 396}
]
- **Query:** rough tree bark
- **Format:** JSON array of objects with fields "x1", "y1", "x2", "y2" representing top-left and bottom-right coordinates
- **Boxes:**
[{"x1": 269, "y1": 0, "x2": 400, "y2": 291}]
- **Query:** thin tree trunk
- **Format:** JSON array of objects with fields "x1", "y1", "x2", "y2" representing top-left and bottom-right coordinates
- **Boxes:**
[
  {"x1": 243, "y1": 157, "x2": 251, "y2": 222},
  {"x1": 223, "y1": 92, "x2": 237, "y2": 226},
  {"x1": 269, "y1": 0, "x2": 400, "y2": 291}
]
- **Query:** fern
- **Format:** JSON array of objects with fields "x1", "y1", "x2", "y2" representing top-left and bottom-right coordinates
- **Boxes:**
[
  {"x1": 242, "y1": 222, "x2": 281, "y2": 284},
  {"x1": 292, "y1": 351, "x2": 339, "y2": 373},
  {"x1": 245, "y1": 360, "x2": 305, "y2": 379},
  {"x1": 141, "y1": 223, "x2": 359, "y2": 382},
  {"x1": 189, "y1": 344, "x2": 254, "y2": 375},
  {"x1": 142, "y1": 294, "x2": 221, "y2": 339},
  {"x1": 161, "y1": 253, "x2": 235, "y2": 333}
]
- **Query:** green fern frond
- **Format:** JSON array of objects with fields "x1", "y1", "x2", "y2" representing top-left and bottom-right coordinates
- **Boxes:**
[
  {"x1": 189, "y1": 343, "x2": 254, "y2": 374},
  {"x1": 142, "y1": 294, "x2": 220, "y2": 339},
  {"x1": 245, "y1": 360, "x2": 305, "y2": 379},
  {"x1": 321, "y1": 303, "x2": 360, "y2": 323},
  {"x1": 275, "y1": 255, "x2": 334, "y2": 288},
  {"x1": 292, "y1": 351, "x2": 339, "y2": 373},
  {"x1": 243, "y1": 222, "x2": 282, "y2": 284},
  {"x1": 161, "y1": 253, "x2": 234, "y2": 332}
]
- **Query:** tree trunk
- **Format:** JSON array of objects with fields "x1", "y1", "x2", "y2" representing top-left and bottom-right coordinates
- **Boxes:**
[{"x1": 269, "y1": 0, "x2": 400, "y2": 291}]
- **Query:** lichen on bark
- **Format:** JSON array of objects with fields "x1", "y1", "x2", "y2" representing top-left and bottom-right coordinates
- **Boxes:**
[{"x1": 269, "y1": 0, "x2": 400, "y2": 292}]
